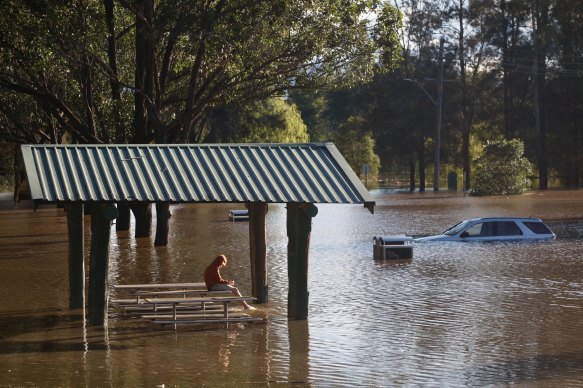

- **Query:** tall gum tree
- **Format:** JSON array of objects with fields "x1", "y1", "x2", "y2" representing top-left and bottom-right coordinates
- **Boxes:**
[
  {"x1": 120, "y1": 0, "x2": 403, "y2": 245},
  {"x1": 0, "y1": 1, "x2": 402, "y2": 245}
]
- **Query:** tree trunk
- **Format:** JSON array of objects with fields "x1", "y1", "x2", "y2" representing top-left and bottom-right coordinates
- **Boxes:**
[
  {"x1": 501, "y1": 0, "x2": 511, "y2": 138},
  {"x1": 103, "y1": 0, "x2": 125, "y2": 144},
  {"x1": 458, "y1": 0, "x2": 471, "y2": 191},
  {"x1": 409, "y1": 157, "x2": 415, "y2": 192},
  {"x1": 418, "y1": 141, "x2": 426, "y2": 192},
  {"x1": 133, "y1": 0, "x2": 155, "y2": 144},
  {"x1": 532, "y1": 1, "x2": 549, "y2": 190}
]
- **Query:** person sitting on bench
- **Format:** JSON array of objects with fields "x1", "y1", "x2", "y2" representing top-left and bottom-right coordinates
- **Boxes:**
[{"x1": 203, "y1": 255, "x2": 254, "y2": 310}]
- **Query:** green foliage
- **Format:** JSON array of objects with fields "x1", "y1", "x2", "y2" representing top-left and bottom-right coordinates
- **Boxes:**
[
  {"x1": 0, "y1": 174, "x2": 12, "y2": 193},
  {"x1": 0, "y1": 0, "x2": 403, "y2": 145},
  {"x1": 334, "y1": 116, "x2": 380, "y2": 180},
  {"x1": 206, "y1": 98, "x2": 309, "y2": 143},
  {"x1": 287, "y1": 91, "x2": 333, "y2": 142},
  {"x1": 471, "y1": 138, "x2": 534, "y2": 196},
  {"x1": 373, "y1": 3, "x2": 403, "y2": 69},
  {"x1": 0, "y1": 0, "x2": 135, "y2": 143},
  {"x1": 0, "y1": 142, "x2": 13, "y2": 193}
]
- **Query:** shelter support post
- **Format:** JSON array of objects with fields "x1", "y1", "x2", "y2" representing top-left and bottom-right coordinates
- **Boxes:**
[
  {"x1": 130, "y1": 203, "x2": 151, "y2": 238},
  {"x1": 116, "y1": 202, "x2": 131, "y2": 231},
  {"x1": 248, "y1": 202, "x2": 268, "y2": 303},
  {"x1": 154, "y1": 202, "x2": 171, "y2": 246},
  {"x1": 88, "y1": 203, "x2": 118, "y2": 326},
  {"x1": 286, "y1": 203, "x2": 318, "y2": 320},
  {"x1": 66, "y1": 203, "x2": 85, "y2": 309}
]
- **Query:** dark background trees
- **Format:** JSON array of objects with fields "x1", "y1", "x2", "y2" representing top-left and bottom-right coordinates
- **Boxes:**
[
  {"x1": 1, "y1": 0, "x2": 583, "y2": 197},
  {"x1": 295, "y1": 0, "x2": 583, "y2": 192}
]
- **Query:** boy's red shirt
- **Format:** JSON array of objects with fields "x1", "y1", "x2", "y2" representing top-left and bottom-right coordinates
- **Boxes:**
[{"x1": 204, "y1": 262, "x2": 228, "y2": 290}]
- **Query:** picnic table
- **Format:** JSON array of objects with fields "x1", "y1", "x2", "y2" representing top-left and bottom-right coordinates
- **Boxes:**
[
  {"x1": 111, "y1": 283, "x2": 263, "y2": 328},
  {"x1": 140, "y1": 296, "x2": 261, "y2": 327}
]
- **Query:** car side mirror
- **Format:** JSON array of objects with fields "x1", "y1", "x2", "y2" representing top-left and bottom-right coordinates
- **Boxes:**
[{"x1": 460, "y1": 231, "x2": 469, "y2": 238}]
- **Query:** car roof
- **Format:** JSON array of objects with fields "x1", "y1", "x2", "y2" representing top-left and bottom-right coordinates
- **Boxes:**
[{"x1": 465, "y1": 217, "x2": 544, "y2": 222}]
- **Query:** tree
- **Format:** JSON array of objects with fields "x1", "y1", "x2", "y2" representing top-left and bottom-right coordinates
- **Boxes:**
[
  {"x1": 547, "y1": 0, "x2": 583, "y2": 187},
  {"x1": 334, "y1": 115, "x2": 381, "y2": 181},
  {"x1": 287, "y1": 90, "x2": 333, "y2": 142},
  {"x1": 124, "y1": 0, "x2": 402, "y2": 145},
  {"x1": 0, "y1": 1, "x2": 135, "y2": 144},
  {"x1": 471, "y1": 138, "x2": 533, "y2": 195},
  {"x1": 392, "y1": 0, "x2": 445, "y2": 191},
  {"x1": 0, "y1": 1, "x2": 402, "y2": 245},
  {"x1": 205, "y1": 98, "x2": 309, "y2": 143}
]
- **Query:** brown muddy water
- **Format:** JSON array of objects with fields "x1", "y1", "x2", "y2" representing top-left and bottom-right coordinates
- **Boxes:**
[{"x1": 1, "y1": 190, "x2": 583, "y2": 387}]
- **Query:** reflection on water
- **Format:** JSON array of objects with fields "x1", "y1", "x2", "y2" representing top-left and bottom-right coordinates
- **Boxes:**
[{"x1": 1, "y1": 190, "x2": 583, "y2": 386}]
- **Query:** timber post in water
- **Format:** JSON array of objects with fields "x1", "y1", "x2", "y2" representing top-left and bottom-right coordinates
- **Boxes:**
[
  {"x1": 66, "y1": 203, "x2": 85, "y2": 309},
  {"x1": 88, "y1": 203, "x2": 118, "y2": 326},
  {"x1": 287, "y1": 202, "x2": 318, "y2": 320},
  {"x1": 248, "y1": 202, "x2": 269, "y2": 304}
]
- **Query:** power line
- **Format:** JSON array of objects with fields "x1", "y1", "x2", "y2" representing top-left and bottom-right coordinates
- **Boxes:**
[{"x1": 497, "y1": 63, "x2": 583, "y2": 77}]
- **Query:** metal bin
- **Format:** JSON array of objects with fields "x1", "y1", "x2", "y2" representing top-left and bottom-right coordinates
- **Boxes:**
[
  {"x1": 373, "y1": 235, "x2": 413, "y2": 259},
  {"x1": 229, "y1": 209, "x2": 249, "y2": 221}
]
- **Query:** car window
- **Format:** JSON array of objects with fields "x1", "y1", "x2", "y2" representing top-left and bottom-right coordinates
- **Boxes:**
[
  {"x1": 464, "y1": 222, "x2": 495, "y2": 237},
  {"x1": 523, "y1": 221, "x2": 552, "y2": 234},
  {"x1": 444, "y1": 221, "x2": 467, "y2": 236},
  {"x1": 495, "y1": 221, "x2": 523, "y2": 236}
]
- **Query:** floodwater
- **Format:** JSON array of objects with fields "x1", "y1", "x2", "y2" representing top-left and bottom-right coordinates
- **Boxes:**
[{"x1": 1, "y1": 190, "x2": 583, "y2": 387}]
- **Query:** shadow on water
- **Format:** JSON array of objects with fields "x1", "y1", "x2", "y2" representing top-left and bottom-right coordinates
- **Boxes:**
[
  {"x1": 462, "y1": 351, "x2": 583, "y2": 386},
  {"x1": 0, "y1": 309, "x2": 179, "y2": 354}
]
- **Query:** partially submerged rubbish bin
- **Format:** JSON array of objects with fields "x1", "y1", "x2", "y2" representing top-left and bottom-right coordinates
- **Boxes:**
[{"x1": 373, "y1": 236, "x2": 413, "y2": 259}]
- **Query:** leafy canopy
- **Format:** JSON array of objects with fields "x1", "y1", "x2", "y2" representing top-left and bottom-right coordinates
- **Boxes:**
[
  {"x1": 0, "y1": 0, "x2": 403, "y2": 145},
  {"x1": 471, "y1": 138, "x2": 534, "y2": 196}
]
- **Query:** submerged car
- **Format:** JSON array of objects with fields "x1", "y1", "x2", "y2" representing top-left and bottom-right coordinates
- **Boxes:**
[{"x1": 415, "y1": 217, "x2": 556, "y2": 242}]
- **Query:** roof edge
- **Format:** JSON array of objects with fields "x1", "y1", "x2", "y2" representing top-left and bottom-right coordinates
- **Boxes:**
[
  {"x1": 20, "y1": 145, "x2": 44, "y2": 201},
  {"x1": 323, "y1": 143, "x2": 375, "y2": 213}
]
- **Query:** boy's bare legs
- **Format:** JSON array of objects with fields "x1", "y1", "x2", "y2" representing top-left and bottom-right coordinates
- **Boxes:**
[{"x1": 227, "y1": 284, "x2": 254, "y2": 309}]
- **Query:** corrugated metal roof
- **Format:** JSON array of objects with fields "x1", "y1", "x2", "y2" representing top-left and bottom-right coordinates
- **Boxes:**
[{"x1": 21, "y1": 143, "x2": 374, "y2": 212}]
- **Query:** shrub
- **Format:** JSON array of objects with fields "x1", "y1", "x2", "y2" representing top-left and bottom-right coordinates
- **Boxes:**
[
  {"x1": 471, "y1": 138, "x2": 534, "y2": 196},
  {"x1": 0, "y1": 174, "x2": 13, "y2": 193}
]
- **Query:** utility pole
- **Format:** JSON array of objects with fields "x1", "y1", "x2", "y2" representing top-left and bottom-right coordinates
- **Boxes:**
[
  {"x1": 404, "y1": 37, "x2": 445, "y2": 192},
  {"x1": 434, "y1": 37, "x2": 444, "y2": 192}
]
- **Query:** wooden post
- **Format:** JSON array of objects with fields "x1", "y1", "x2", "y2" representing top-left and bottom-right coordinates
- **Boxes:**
[
  {"x1": 66, "y1": 203, "x2": 85, "y2": 309},
  {"x1": 88, "y1": 203, "x2": 118, "y2": 326},
  {"x1": 248, "y1": 202, "x2": 268, "y2": 303},
  {"x1": 286, "y1": 203, "x2": 317, "y2": 320},
  {"x1": 116, "y1": 202, "x2": 131, "y2": 231},
  {"x1": 130, "y1": 203, "x2": 152, "y2": 237},
  {"x1": 154, "y1": 202, "x2": 171, "y2": 246}
]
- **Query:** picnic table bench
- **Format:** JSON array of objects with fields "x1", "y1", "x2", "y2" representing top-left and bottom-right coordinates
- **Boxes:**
[
  {"x1": 140, "y1": 296, "x2": 260, "y2": 327},
  {"x1": 120, "y1": 303, "x2": 224, "y2": 313},
  {"x1": 111, "y1": 289, "x2": 230, "y2": 304},
  {"x1": 112, "y1": 282, "x2": 215, "y2": 303},
  {"x1": 113, "y1": 282, "x2": 206, "y2": 290}
]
